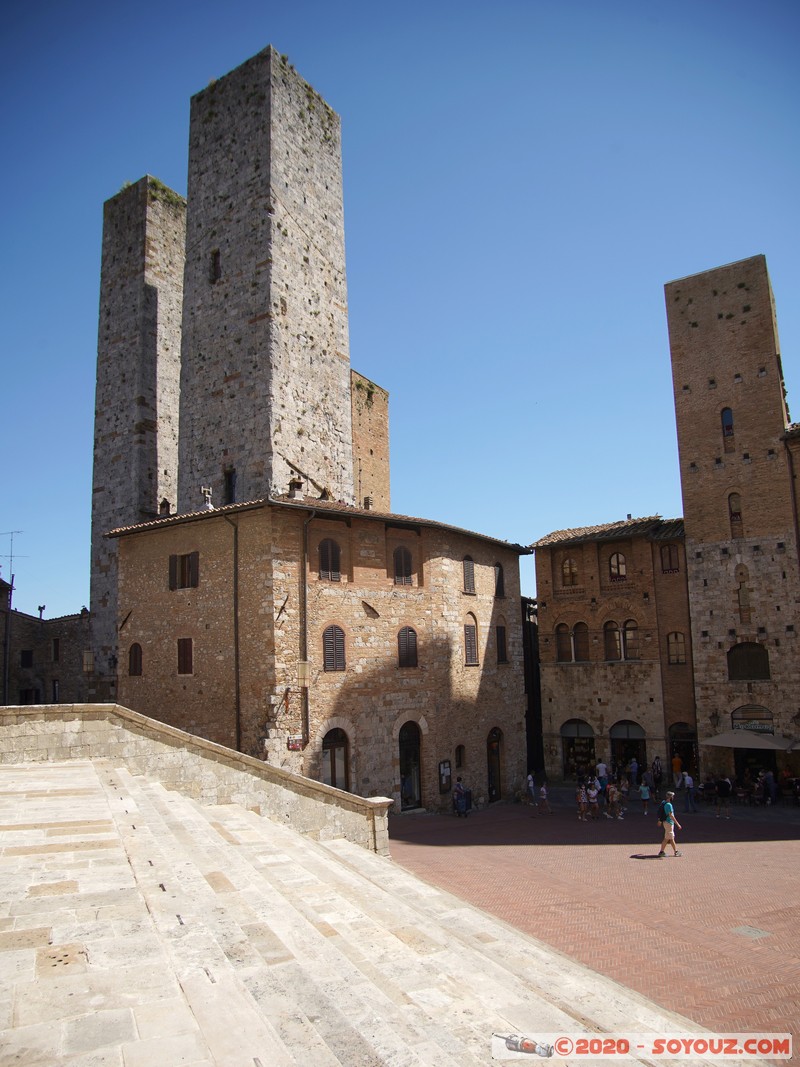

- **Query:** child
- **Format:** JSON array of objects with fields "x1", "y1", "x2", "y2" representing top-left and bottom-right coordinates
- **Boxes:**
[
  {"x1": 576, "y1": 780, "x2": 588, "y2": 821},
  {"x1": 538, "y1": 781, "x2": 552, "y2": 815},
  {"x1": 639, "y1": 779, "x2": 651, "y2": 815},
  {"x1": 586, "y1": 782, "x2": 600, "y2": 820}
]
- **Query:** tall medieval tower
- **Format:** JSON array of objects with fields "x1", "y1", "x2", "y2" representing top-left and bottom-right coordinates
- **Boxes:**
[
  {"x1": 90, "y1": 177, "x2": 186, "y2": 698},
  {"x1": 178, "y1": 47, "x2": 355, "y2": 510},
  {"x1": 90, "y1": 48, "x2": 390, "y2": 698},
  {"x1": 665, "y1": 254, "x2": 800, "y2": 750}
]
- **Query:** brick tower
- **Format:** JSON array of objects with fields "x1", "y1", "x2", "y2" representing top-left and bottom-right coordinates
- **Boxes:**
[
  {"x1": 90, "y1": 177, "x2": 186, "y2": 697},
  {"x1": 665, "y1": 254, "x2": 800, "y2": 755},
  {"x1": 177, "y1": 47, "x2": 355, "y2": 511}
]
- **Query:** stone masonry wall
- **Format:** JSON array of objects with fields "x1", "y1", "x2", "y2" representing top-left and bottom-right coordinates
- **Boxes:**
[
  {"x1": 178, "y1": 47, "x2": 354, "y2": 512},
  {"x1": 114, "y1": 503, "x2": 527, "y2": 812},
  {"x1": 350, "y1": 371, "x2": 390, "y2": 510},
  {"x1": 666, "y1": 255, "x2": 800, "y2": 744},
  {"x1": 91, "y1": 177, "x2": 185, "y2": 697},
  {"x1": 0, "y1": 704, "x2": 392, "y2": 855}
]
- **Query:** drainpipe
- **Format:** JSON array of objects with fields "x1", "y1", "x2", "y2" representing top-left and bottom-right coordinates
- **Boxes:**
[
  {"x1": 301, "y1": 510, "x2": 317, "y2": 746},
  {"x1": 223, "y1": 517, "x2": 241, "y2": 751}
]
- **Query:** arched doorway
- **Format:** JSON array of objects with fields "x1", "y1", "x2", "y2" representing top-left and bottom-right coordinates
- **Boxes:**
[
  {"x1": 609, "y1": 720, "x2": 646, "y2": 781},
  {"x1": 321, "y1": 728, "x2": 349, "y2": 790},
  {"x1": 560, "y1": 719, "x2": 595, "y2": 780},
  {"x1": 487, "y1": 727, "x2": 503, "y2": 802},
  {"x1": 731, "y1": 705, "x2": 778, "y2": 780},
  {"x1": 399, "y1": 720, "x2": 422, "y2": 810},
  {"x1": 668, "y1": 722, "x2": 697, "y2": 778}
]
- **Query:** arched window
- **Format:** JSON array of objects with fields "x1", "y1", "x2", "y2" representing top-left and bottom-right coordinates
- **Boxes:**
[
  {"x1": 398, "y1": 626, "x2": 418, "y2": 668},
  {"x1": 463, "y1": 556, "x2": 475, "y2": 594},
  {"x1": 667, "y1": 631, "x2": 686, "y2": 664},
  {"x1": 393, "y1": 546, "x2": 412, "y2": 586},
  {"x1": 727, "y1": 642, "x2": 770, "y2": 681},
  {"x1": 464, "y1": 613, "x2": 479, "y2": 665},
  {"x1": 556, "y1": 623, "x2": 572, "y2": 662},
  {"x1": 561, "y1": 557, "x2": 578, "y2": 587},
  {"x1": 721, "y1": 407, "x2": 734, "y2": 437},
  {"x1": 322, "y1": 625, "x2": 346, "y2": 671},
  {"x1": 494, "y1": 563, "x2": 505, "y2": 597},
  {"x1": 729, "y1": 493, "x2": 743, "y2": 538},
  {"x1": 609, "y1": 552, "x2": 627, "y2": 581},
  {"x1": 622, "y1": 619, "x2": 639, "y2": 660},
  {"x1": 455, "y1": 744, "x2": 465, "y2": 769},
  {"x1": 573, "y1": 622, "x2": 590, "y2": 661},
  {"x1": 496, "y1": 617, "x2": 508, "y2": 664},
  {"x1": 128, "y1": 643, "x2": 142, "y2": 676},
  {"x1": 319, "y1": 539, "x2": 341, "y2": 582},
  {"x1": 660, "y1": 544, "x2": 680, "y2": 573},
  {"x1": 604, "y1": 620, "x2": 621, "y2": 660}
]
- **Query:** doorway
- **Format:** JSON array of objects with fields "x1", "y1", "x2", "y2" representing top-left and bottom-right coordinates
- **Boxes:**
[
  {"x1": 321, "y1": 728, "x2": 350, "y2": 790},
  {"x1": 399, "y1": 720, "x2": 422, "y2": 810}
]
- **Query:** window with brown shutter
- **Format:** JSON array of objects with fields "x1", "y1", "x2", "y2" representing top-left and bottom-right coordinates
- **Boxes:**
[
  {"x1": 464, "y1": 615, "x2": 478, "y2": 665},
  {"x1": 393, "y1": 546, "x2": 412, "y2": 586},
  {"x1": 463, "y1": 556, "x2": 475, "y2": 594},
  {"x1": 398, "y1": 626, "x2": 418, "y2": 667},
  {"x1": 323, "y1": 625, "x2": 345, "y2": 671},
  {"x1": 177, "y1": 638, "x2": 193, "y2": 675},
  {"x1": 319, "y1": 539, "x2": 341, "y2": 582},
  {"x1": 169, "y1": 552, "x2": 199, "y2": 590}
]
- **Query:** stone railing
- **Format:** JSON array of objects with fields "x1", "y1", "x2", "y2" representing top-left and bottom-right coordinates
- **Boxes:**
[{"x1": 0, "y1": 704, "x2": 393, "y2": 856}]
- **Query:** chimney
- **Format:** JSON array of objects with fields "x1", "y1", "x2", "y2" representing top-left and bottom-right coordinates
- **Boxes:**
[
  {"x1": 288, "y1": 477, "x2": 304, "y2": 500},
  {"x1": 363, "y1": 495, "x2": 374, "y2": 510}
]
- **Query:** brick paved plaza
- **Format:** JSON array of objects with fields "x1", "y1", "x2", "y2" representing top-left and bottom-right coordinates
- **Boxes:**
[{"x1": 389, "y1": 791, "x2": 800, "y2": 1060}]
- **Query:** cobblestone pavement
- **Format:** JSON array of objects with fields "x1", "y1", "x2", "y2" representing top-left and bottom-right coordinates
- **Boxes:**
[{"x1": 389, "y1": 791, "x2": 800, "y2": 1061}]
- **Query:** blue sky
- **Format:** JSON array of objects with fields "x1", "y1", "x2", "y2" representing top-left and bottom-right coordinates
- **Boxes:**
[{"x1": 2, "y1": 0, "x2": 798, "y2": 617}]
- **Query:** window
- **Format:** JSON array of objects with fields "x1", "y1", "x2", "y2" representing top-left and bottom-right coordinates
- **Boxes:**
[
  {"x1": 727, "y1": 642, "x2": 770, "y2": 681},
  {"x1": 660, "y1": 544, "x2": 680, "y2": 573},
  {"x1": 393, "y1": 546, "x2": 412, "y2": 586},
  {"x1": 129, "y1": 643, "x2": 143, "y2": 676},
  {"x1": 455, "y1": 744, "x2": 465, "y2": 769},
  {"x1": 494, "y1": 563, "x2": 505, "y2": 597},
  {"x1": 20, "y1": 649, "x2": 33, "y2": 668},
  {"x1": 729, "y1": 493, "x2": 743, "y2": 538},
  {"x1": 323, "y1": 625, "x2": 346, "y2": 672},
  {"x1": 462, "y1": 556, "x2": 475, "y2": 594},
  {"x1": 556, "y1": 623, "x2": 572, "y2": 662},
  {"x1": 604, "y1": 620, "x2": 621, "y2": 660},
  {"x1": 52, "y1": 638, "x2": 60, "y2": 663},
  {"x1": 496, "y1": 624, "x2": 508, "y2": 664},
  {"x1": 609, "y1": 553, "x2": 626, "y2": 581},
  {"x1": 464, "y1": 614, "x2": 478, "y2": 665},
  {"x1": 398, "y1": 626, "x2": 418, "y2": 668},
  {"x1": 319, "y1": 539, "x2": 341, "y2": 582},
  {"x1": 169, "y1": 552, "x2": 199, "y2": 590},
  {"x1": 52, "y1": 680, "x2": 60, "y2": 702},
  {"x1": 622, "y1": 619, "x2": 639, "y2": 660},
  {"x1": 210, "y1": 248, "x2": 221, "y2": 283},
  {"x1": 667, "y1": 631, "x2": 686, "y2": 665},
  {"x1": 223, "y1": 468, "x2": 237, "y2": 505},
  {"x1": 573, "y1": 622, "x2": 590, "y2": 661},
  {"x1": 721, "y1": 407, "x2": 734, "y2": 437},
  {"x1": 561, "y1": 557, "x2": 578, "y2": 587},
  {"x1": 177, "y1": 638, "x2": 193, "y2": 675}
]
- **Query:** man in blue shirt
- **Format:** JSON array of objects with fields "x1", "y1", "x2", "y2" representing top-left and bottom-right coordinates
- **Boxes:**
[{"x1": 658, "y1": 790, "x2": 682, "y2": 857}]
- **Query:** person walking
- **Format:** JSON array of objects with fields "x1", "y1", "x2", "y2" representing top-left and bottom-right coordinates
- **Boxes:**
[
  {"x1": 538, "y1": 780, "x2": 552, "y2": 815},
  {"x1": 639, "y1": 778, "x2": 651, "y2": 815},
  {"x1": 526, "y1": 772, "x2": 537, "y2": 812},
  {"x1": 658, "y1": 790, "x2": 682, "y2": 857},
  {"x1": 683, "y1": 771, "x2": 696, "y2": 813}
]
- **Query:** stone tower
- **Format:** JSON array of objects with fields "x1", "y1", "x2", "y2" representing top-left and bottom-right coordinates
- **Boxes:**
[
  {"x1": 665, "y1": 254, "x2": 800, "y2": 751},
  {"x1": 90, "y1": 177, "x2": 186, "y2": 697},
  {"x1": 178, "y1": 47, "x2": 355, "y2": 511}
]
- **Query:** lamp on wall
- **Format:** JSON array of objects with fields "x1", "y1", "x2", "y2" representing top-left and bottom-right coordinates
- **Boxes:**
[{"x1": 709, "y1": 710, "x2": 721, "y2": 731}]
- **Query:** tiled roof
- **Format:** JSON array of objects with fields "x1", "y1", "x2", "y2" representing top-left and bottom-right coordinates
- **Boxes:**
[
  {"x1": 531, "y1": 515, "x2": 684, "y2": 548},
  {"x1": 108, "y1": 495, "x2": 531, "y2": 554}
]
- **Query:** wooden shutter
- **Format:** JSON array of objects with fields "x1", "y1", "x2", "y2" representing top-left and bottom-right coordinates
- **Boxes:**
[
  {"x1": 496, "y1": 625, "x2": 507, "y2": 664},
  {"x1": 398, "y1": 626, "x2": 418, "y2": 668},
  {"x1": 463, "y1": 557, "x2": 475, "y2": 594},
  {"x1": 169, "y1": 554, "x2": 178, "y2": 590},
  {"x1": 464, "y1": 623, "x2": 478, "y2": 665},
  {"x1": 323, "y1": 625, "x2": 345, "y2": 671}
]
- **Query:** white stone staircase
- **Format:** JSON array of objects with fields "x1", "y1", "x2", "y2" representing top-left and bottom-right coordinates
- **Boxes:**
[{"x1": 1, "y1": 760, "x2": 748, "y2": 1066}]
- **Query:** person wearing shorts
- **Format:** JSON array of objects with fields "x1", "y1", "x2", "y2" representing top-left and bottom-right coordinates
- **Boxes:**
[{"x1": 658, "y1": 790, "x2": 682, "y2": 857}]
